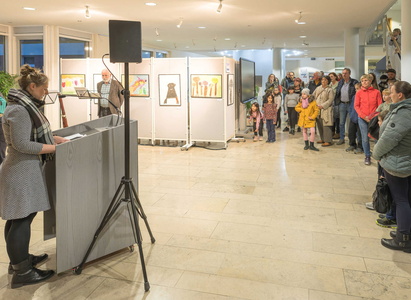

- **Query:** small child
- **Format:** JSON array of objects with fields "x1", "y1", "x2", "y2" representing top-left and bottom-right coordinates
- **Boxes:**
[
  {"x1": 249, "y1": 102, "x2": 264, "y2": 142},
  {"x1": 284, "y1": 87, "x2": 300, "y2": 135},
  {"x1": 263, "y1": 94, "x2": 278, "y2": 143},
  {"x1": 376, "y1": 89, "x2": 392, "y2": 113},
  {"x1": 273, "y1": 87, "x2": 282, "y2": 128},
  {"x1": 295, "y1": 88, "x2": 320, "y2": 151}
]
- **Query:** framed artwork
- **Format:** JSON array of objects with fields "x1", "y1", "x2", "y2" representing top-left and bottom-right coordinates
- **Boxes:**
[
  {"x1": 122, "y1": 74, "x2": 150, "y2": 97},
  {"x1": 191, "y1": 74, "x2": 222, "y2": 98},
  {"x1": 61, "y1": 74, "x2": 85, "y2": 95},
  {"x1": 158, "y1": 74, "x2": 181, "y2": 106},
  {"x1": 227, "y1": 74, "x2": 235, "y2": 106}
]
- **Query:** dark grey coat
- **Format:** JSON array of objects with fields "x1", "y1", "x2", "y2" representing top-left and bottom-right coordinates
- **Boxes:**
[{"x1": 0, "y1": 103, "x2": 50, "y2": 220}]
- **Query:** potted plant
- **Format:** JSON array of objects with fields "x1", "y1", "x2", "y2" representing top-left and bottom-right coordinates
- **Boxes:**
[{"x1": 0, "y1": 71, "x2": 17, "y2": 98}]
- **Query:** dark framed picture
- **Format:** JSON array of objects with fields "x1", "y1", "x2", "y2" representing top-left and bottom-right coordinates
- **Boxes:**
[
  {"x1": 159, "y1": 74, "x2": 181, "y2": 106},
  {"x1": 190, "y1": 74, "x2": 222, "y2": 98}
]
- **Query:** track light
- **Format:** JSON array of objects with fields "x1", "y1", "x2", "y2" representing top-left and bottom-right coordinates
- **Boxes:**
[
  {"x1": 217, "y1": 0, "x2": 223, "y2": 13},
  {"x1": 155, "y1": 28, "x2": 159, "y2": 36},
  {"x1": 177, "y1": 18, "x2": 183, "y2": 28},
  {"x1": 85, "y1": 6, "x2": 90, "y2": 19},
  {"x1": 295, "y1": 11, "x2": 306, "y2": 25}
]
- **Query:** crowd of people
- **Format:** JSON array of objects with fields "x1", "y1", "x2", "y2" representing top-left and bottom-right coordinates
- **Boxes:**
[{"x1": 250, "y1": 68, "x2": 411, "y2": 253}]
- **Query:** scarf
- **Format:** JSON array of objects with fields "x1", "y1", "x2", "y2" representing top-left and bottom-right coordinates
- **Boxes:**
[
  {"x1": 302, "y1": 97, "x2": 309, "y2": 109},
  {"x1": 7, "y1": 89, "x2": 54, "y2": 162}
]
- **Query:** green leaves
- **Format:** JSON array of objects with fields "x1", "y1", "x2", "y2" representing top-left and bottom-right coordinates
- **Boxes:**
[{"x1": 0, "y1": 71, "x2": 17, "y2": 99}]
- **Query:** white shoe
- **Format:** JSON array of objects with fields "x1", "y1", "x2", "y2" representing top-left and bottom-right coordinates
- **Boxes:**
[{"x1": 365, "y1": 202, "x2": 375, "y2": 210}]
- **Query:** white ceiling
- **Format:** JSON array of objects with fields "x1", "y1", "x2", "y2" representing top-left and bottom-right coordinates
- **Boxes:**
[{"x1": 1, "y1": 0, "x2": 398, "y2": 52}]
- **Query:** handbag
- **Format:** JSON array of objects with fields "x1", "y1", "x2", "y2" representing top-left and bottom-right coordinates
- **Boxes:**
[
  {"x1": 368, "y1": 113, "x2": 380, "y2": 140},
  {"x1": 372, "y1": 177, "x2": 393, "y2": 213}
]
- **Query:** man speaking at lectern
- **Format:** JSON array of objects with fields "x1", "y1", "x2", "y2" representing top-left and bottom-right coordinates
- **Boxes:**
[{"x1": 97, "y1": 69, "x2": 124, "y2": 118}]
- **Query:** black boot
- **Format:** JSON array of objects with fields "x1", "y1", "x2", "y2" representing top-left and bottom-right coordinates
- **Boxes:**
[
  {"x1": 381, "y1": 231, "x2": 411, "y2": 253},
  {"x1": 304, "y1": 140, "x2": 309, "y2": 150},
  {"x1": 11, "y1": 257, "x2": 55, "y2": 289},
  {"x1": 8, "y1": 253, "x2": 48, "y2": 274},
  {"x1": 309, "y1": 142, "x2": 319, "y2": 151},
  {"x1": 390, "y1": 231, "x2": 397, "y2": 238}
]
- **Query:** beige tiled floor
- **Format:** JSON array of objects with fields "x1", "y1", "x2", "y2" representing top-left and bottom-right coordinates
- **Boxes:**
[{"x1": 1, "y1": 130, "x2": 411, "y2": 299}]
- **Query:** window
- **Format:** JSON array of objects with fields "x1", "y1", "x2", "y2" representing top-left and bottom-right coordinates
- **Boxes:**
[
  {"x1": 59, "y1": 37, "x2": 90, "y2": 59},
  {"x1": 20, "y1": 39, "x2": 44, "y2": 69},
  {"x1": 142, "y1": 51, "x2": 152, "y2": 58},
  {"x1": 0, "y1": 35, "x2": 5, "y2": 71},
  {"x1": 156, "y1": 52, "x2": 167, "y2": 58}
]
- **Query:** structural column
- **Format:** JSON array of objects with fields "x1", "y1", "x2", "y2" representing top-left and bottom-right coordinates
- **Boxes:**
[
  {"x1": 401, "y1": 0, "x2": 411, "y2": 82},
  {"x1": 344, "y1": 28, "x2": 361, "y2": 79},
  {"x1": 272, "y1": 48, "x2": 283, "y2": 79}
]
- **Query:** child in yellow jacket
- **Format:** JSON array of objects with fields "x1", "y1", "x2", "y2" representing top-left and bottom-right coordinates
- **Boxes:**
[{"x1": 295, "y1": 88, "x2": 320, "y2": 151}]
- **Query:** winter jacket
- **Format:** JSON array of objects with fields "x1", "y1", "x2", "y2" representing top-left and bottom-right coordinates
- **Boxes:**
[
  {"x1": 295, "y1": 100, "x2": 319, "y2": 128},
  {"x1": 354, "y1": 86, "x2": 382, "y2": 119},
  {"x1": 313, "y1": 85, "x2": 334, "y2": 126},
  {"x1": 372, "y1": 98, "x2": 411, "y2": 176},
  {"x1": 334, "y1": 78, "x2": 358, "y2": 106}
]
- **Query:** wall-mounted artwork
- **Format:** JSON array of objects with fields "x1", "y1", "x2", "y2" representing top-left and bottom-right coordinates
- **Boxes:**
[
  {"x1": 191, "y1": 74, "x2": 222, "y2": 98},
  {"x1": 61, "y1": 74, "x2": 85, "y2": 95},
  {"x1": 227, "y1": 74, "x2": 235, "y2": 106},
  {"x1": 122, "y1": 74, "x2": 150, "y2": 97},
  {"x1": 159, "y1": 74, "x2": 181, "y2": 106}
]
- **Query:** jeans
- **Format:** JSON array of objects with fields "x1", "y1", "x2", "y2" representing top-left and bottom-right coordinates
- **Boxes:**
[
  {"x1": 384, "y1": 171, "x2": 411, "y2": 234},
  {"x1": 339, "y1": 102, "x2": 350, "y2": 140},
  {"x1": 266, "y1": 119, "x2": 276, "y2": 141},
  {"x1": 358, "y1": 118, "x2": 371, "y2": 157}
]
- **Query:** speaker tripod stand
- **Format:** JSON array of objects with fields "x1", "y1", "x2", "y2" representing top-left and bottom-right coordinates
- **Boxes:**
[{"x1": 73, "y1": 62, "x2": 155, "y2": 292}]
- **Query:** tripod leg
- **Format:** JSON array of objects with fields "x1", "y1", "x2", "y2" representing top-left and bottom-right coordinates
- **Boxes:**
[
  {"x1": 130, "y1": 181, "x2": 156, "y2": 243},
  {"x1": 126, "y1": 184, "x2": 150, "y2": 291}
]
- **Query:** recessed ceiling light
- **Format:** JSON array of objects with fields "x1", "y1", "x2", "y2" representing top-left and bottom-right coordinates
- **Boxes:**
[
  {"x1": 198, "y1": 26, "x2": 206, "y2": 29},
  {"x1": 23, "y1": 7, "x2": 36, "y2": 10},
  {"x1": 241, "y1": 45, "x2": 245, "y2": 47},
  {"x1": 299, "y1": 35, "x2": 307, "y2": 38},
  {"x1": 224, "y1": 38, "x2": 231, "y2": 41},
  {"x1": 156, "y1": 39, "x2": 162, "y2": 42},
  {"x1": 145, "y1": 2, "x2": 157, "y2": 6}
]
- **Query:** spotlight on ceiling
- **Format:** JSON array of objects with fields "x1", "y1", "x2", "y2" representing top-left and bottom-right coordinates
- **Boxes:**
[
  {"x1": 85, "y1": 6, "x2": 90, "y2": 19},
  {"x1": 302, "y1": 40, "x2": 309, "y2": 46},
  {"x1": 155, "y1": 28, "x2": 159, "y2": 36},
  {"x1": 177, "y1": 18, "x2": 183, "y2": 28},
  {"x1": 217, "y1": 0, "x2": 223, "y2": 13},
  {"x1": 295, "y1": 11, "x2": 306, "y2": 25}
]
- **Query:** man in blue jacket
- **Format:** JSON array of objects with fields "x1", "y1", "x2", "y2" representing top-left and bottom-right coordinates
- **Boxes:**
[{"x1": 334, "y1": 68, "x2": 358, "y2": 145}]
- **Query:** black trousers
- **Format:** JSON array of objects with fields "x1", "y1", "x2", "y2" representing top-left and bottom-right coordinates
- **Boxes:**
[
  {"x1": 276, "y1": 107, "x2": 282, "y2": 127},
  {"x1": 287, "y1": 107, "x2": 298, "y2": 130},
  {"x1": 348, "y1": 120, "x2": 363, "y2": 149},
  {"x1": 4, "y1": 212, "x2": 37, "y2": 264}
]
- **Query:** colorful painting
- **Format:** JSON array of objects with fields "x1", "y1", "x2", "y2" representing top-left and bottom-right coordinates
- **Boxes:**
[
  {"x1": 61, "y1": 74, "x2": 85, "y2": 95},
  {"x1": 122, "y1": 74, "x2": 150, "y2": 97},
  {"x1": 191, "y1": 74, "x2": 222, "y2": 98},
  {"x1": 227, "y1": 74, "x2": 235, "y2": 106},
  {"x1": 159, "y1": 74, "x2": 181, "y2": 106}
]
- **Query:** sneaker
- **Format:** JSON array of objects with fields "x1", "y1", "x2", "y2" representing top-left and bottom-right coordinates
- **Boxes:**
[
  {"x1": 253, "y1": 136, "x2": 258, "y2": 142},
  {"x1": 354, "y1": 148, "x2": 364, "y2": 154},
  {"x1": 346, "y1": 146, "x2": 356, "y2": 152},
  {"x1": 364, "y1": 156, "x2": 371, "y2": 165},
  {"x1": 336, "y1": 140, "x2": 345, "y2": 145},
  {"x1": 259, "y1": 137, "x2": 263, "y2": 141},
  {"x1": 378, "y1": 213, "x2": 386, "y2": 219},
  {"x1": 376, "y1": 217, "x2": 397, "y2": 228},
  {"x1": 283, "y1": 127, "x2": 289, "y2": 132},
  {"x1": 365, "y1": 202, "x2": 375, "y2": 210}
]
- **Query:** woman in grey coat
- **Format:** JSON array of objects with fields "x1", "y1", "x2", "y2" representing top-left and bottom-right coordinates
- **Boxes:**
[
  {"x1": 372, "y1": 81, "x2": 411, "y2": 253},
  {"x1": 0, "y1": 65, "x2": 68, "y2": 288}
]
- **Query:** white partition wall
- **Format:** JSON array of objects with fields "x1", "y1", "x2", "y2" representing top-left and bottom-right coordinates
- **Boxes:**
[
  {"x1": 123, "y1": 58, "x2": 153, "y2": 141},
  {"x1": 152, "y1": 58, "x2": 188, "y2": 142},
  {"x1": 60, "y1": 58, "x2": 120, "y2": 126},
  {"x1": 189, "y1": 57, "x2": 236, "y2": 146}
]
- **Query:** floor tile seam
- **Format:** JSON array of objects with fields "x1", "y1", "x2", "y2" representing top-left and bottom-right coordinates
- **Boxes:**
[
  {"x1": 83, "y1": 276, "x2": 109, "y2": 299},
  {"x1": 342, "y1": 267, "x2": 411, "y2": 283}
]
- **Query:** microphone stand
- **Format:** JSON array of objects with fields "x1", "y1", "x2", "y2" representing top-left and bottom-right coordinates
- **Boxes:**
[{"x1": 74, "y1": 63, "x2": 155, "y2": 292}]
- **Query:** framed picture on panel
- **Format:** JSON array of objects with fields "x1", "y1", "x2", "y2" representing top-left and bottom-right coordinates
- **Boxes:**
[
  {"x1": 190, "y1": 74, "x2": 222, "y2": 98},
  {"x1": 159, "y1": 74, "x2": 181, "y2": 106},
  {"x1": 227, "y1": 74, "x2": 235, "y2": 106},
  {"x1": 61, "y1": 74, "x2": 85, "y2": 95},
  {"x1": 121, "y1": 74, "x2": 150, "y2": 97}
]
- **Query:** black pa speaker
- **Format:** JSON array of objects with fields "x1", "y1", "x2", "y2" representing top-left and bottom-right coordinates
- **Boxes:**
[{"x1": 109, "y1": 20, "x2": 142, "y2": 63}]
